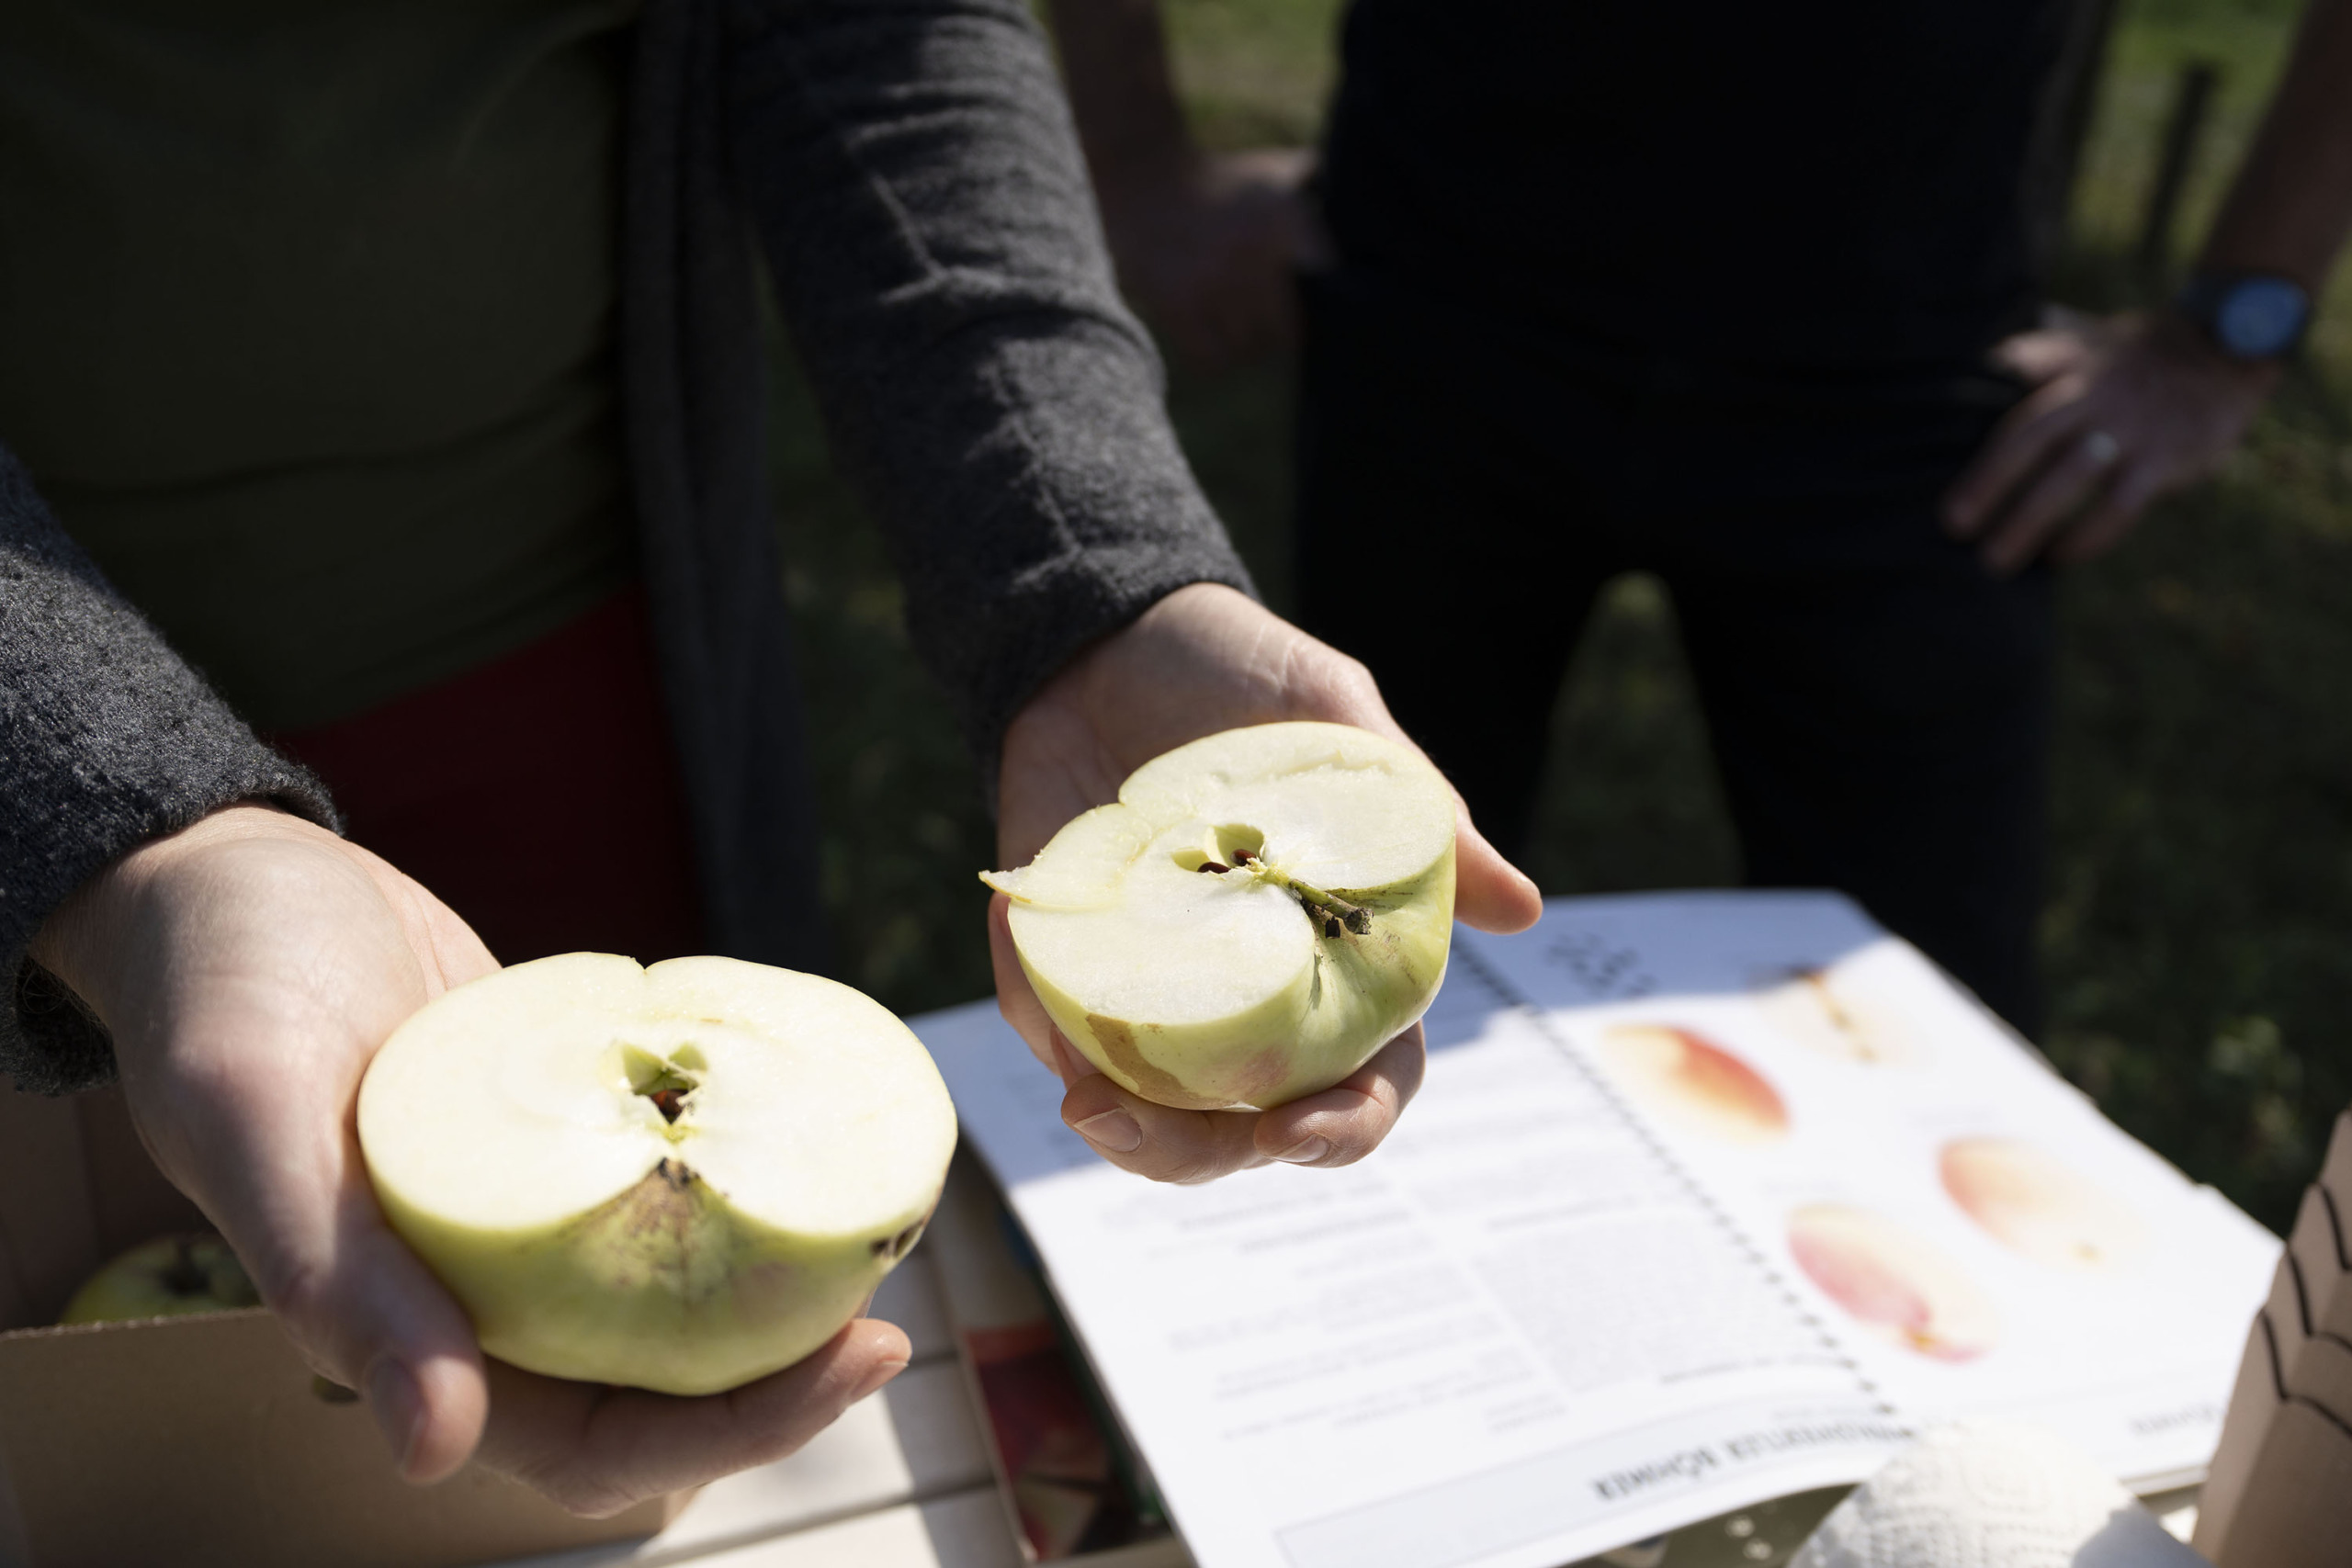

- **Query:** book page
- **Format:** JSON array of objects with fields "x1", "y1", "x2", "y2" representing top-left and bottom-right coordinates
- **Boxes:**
[
  {"x1": 1457, "y1": 891, "x2": 2280, "y2": 1490},
  {"x1": 916, "y1": 962, "x2": 1914, "y2": 1568}
]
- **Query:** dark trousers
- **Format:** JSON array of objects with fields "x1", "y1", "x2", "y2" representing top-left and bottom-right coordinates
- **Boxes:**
[{"x1": 1293, "y1": 272, "x2": 2054, "y2": 1035}]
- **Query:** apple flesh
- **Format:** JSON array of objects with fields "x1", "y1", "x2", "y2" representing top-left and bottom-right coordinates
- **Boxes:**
[
  {"x1": 982, "y1": 722, "x2": 1456, "y2": 1111},
  {"x1": 58, "y1": 1233, "x2": 259, "y2": 1325},
  {"x1": 357, "y1": 953, "x2": 957, "y2": 1396}
]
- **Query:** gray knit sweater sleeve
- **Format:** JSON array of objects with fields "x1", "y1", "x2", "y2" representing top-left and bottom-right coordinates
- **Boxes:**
[
  {"x1": 721, "y1": 0, "x2": 1255, "y2": 766},
  {"x1": 0, "y1": 447, "x2": 338, "y2": 1094}
]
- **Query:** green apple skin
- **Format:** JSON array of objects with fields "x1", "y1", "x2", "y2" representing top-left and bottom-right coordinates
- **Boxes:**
[
  {"x1": 1019, "y1": 845, "x2": 1453, "y2": 1111},
  {"x1": 372, "y1": 1167, "x2": 924, "y2": 1398},
  {"x1": 58, "y1": 1233, "x2": 260, "y2": 1325}
]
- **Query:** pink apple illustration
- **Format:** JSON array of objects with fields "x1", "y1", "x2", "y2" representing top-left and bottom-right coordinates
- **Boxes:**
[
  {"x1": 1602, "y1": 1024, "x2": 1789, "y2": 1145},
  {"x1": 1787, "y1": 1203, "x2": 2000, "y2": 1362},
  {"x1": 1939, "y1": 1138, "x2": 2146, "y2": 1270}
]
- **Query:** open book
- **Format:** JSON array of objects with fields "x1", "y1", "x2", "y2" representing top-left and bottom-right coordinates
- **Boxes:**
[{"x1": 913, "y1": 892, "x2": 2278, "y2": 1568}]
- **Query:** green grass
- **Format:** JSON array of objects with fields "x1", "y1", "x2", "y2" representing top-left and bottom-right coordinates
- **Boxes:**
[{"x1": 777, "y1": 0, "x2": 2352, "y2": 1235}]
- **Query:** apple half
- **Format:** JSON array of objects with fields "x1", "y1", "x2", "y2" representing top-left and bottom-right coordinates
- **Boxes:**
[
  {"x1": 981, "y1": 721, "x2": 1456, "y2": 1111},
  {"x1": 357, "y1": 953, "x2": 957, "y2": 1396}
]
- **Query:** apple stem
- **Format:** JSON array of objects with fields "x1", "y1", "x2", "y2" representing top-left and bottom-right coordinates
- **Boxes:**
[{"x1": 1232, "y1": 855, "x2": 1374, "y2": 938}]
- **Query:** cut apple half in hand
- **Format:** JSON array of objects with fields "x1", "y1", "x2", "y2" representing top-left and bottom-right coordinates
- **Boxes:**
[
  {"x1": 982, "y1": 721, "x2": 1457, "y2": 1111},
  {"x1": 357, "y1": 953, "x2": 957, "y2": 1396}
]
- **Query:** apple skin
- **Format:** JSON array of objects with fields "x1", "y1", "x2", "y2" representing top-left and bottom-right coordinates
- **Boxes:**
[
  {"x1": 1018, "y1": 843, "x2": 1454, "y2": 1111},
  {"x1": 1786, "y1": 1204, "x2": 1998, "y2": 1362},
  {"x1": 1600, "y1": 1024, "x2": 1789, "y2": 1145},
  {"x1": 58, "y1": 1233, "x2": 259, "y2": 1325},
  {"x1": 372, "y1": 1164, "x2": 929, "y2": 1398}
]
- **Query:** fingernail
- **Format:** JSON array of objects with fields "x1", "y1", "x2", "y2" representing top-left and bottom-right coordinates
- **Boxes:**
[
  {"x1": 1274, "y1": 1135, "x2": 1329, "y2": 1165},
  {"x1": 852, "y1": 1356, "x2": 910, "y2": 1404},
  {"x1": 1070, "y1": 1110, "x2": 1143, "y2": 1152},
  {"x1": 365, "y1": 1359, "x2": 424, "y2": 1475}
]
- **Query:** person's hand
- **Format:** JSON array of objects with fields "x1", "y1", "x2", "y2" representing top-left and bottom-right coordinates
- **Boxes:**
[
  {"x1": 28, "y1": 806, "x2": 908, "y2": 1516},
  {"x1": 1098, "y1": 149, "x2": 1329, "y2": 372},
  {"x1": 989, "y1": 582, "x2": 1543, "y2": 1184},
  {"x1": 1942, "y1": 308, "x2": 2279, "y2": 574}
]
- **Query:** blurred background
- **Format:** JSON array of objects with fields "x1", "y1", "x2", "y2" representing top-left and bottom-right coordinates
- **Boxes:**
[{"x1": 771, "y1": 0, "x2": 2352, "y2": 1235}]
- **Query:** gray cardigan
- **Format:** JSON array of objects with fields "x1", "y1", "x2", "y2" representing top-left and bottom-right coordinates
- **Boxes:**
[{"x1": 0, "y1": 0, "x2": 1251, "y2": 1094}]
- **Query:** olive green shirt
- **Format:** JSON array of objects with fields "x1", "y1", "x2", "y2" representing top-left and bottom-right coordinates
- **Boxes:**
[{"x1": 0, "y1": 0, "x2": 639, "y2": 729}]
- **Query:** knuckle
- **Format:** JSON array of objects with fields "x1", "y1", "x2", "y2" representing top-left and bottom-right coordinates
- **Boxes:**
[
  {"x1": 538, "y1": 1472, "x2": 639, "y2": 1520},
  {"x1": 1163, "y1": 1153, "x2": 1232, "y2": 1186},
  {"x1": 261, "y1": 1257, "x2": 337, "y2": 1339}
]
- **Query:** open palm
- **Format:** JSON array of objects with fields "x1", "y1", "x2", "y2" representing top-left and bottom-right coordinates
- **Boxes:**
[
  {"x1": 33, "y1": 806, "x2": 908, "y2": 1515},
  {"x1": 989, "y1": 584, "x2": 1543, "y2": 1183}
]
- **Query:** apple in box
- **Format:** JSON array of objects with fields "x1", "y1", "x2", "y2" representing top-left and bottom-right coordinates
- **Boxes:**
[
  {"x1": 983, "y1": 721, "x2": 1456, "y2": 1111},
  {"x1": 60, "y1": 1233, "x2": 260, "y2": 1325},
  {"x1": 357, "y1": 953, "x2": 957, "y2": 1396}
]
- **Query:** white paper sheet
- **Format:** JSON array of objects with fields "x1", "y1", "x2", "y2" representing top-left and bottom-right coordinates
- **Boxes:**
[
  {"x1": 913, "y1": 891, "x2": 2277, "y2": 1568},
  {"x1": 1455, "y1": 894, "x2": 2278, "y2": 1490}
]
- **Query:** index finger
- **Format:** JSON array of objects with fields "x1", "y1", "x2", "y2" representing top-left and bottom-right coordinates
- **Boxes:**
[
  {"x1": 472, "y1": 1319, "x2": 910, "y2": 1517},
  {"x1": 1250, "y1": 1023, "x2": 1427, "y2": 1168},
  {"x1": 989, "y1": 892, "x2": 1066, "y2": 1077},
  {"x1": 1942, "y1": 376, "x2": 2092, "y2": 537}
]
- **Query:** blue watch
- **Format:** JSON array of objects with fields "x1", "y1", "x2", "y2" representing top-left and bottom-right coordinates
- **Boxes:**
[{"x1": 2176, "y1": 272, "x2": 2312, "y2": 361}]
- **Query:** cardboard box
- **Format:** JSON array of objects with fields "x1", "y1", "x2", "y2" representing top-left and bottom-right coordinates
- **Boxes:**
[
  {"x1": 2284, "y1": 1182, "x2": 2352, "y2": 1343},
  {"x1": 2269, "y1": 1250, "x2": 2352, "y2": 1419},
  {"x1": 2318, "y1": 1111, "x2": 2352, "y2": 1221},
  {"x1": 0, "y1": 1081, "x2": 678, "y2": 1567},
  {"x1": 2196, "y1": 1258, "x2": 2352, "y2": 1566}
]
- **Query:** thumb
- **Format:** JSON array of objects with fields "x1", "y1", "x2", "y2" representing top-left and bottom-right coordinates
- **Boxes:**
[
  {"x1": 1451, "y1": 800, "x2": 1543, "y2": 933},
  {"x1": 263, "y1": 1210, "x2": 491, "y2": 1485}
]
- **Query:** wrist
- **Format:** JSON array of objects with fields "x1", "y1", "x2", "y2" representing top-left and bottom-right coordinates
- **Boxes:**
[
  {"x1": 27, "y1": 802, "x2": 303, "y2": 1025},
  {"x1": 2143, "y1": 307, "x2": 2282, "y2": 389},
  {"x1": 2171, "y1": 270, "x2": 2312, "y2": 364}
]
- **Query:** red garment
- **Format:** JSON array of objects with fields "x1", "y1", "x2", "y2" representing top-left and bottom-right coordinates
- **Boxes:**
[{"x1": 272, "y1": 587, "x2": 706, "y2": 966}]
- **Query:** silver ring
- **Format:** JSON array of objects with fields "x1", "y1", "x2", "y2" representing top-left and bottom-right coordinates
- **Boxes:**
[{"x1": 2081, "y1": 429, "x2": 2121, "y2": 467}]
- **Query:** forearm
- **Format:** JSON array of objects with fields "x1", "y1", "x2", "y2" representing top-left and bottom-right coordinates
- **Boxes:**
[
  {"x1": 1043, "y1": 0, "x2": 1197, "y2": 192},
  {"x1": 2196, "y1": 0, "x2": 2352, "y2": 286},
  {"x1": 0, "y1": 446, "x2": 336, "y2": 1092},
  {"x1": 724, "y1": 0, "x2": 1253, "y2": 772}
]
